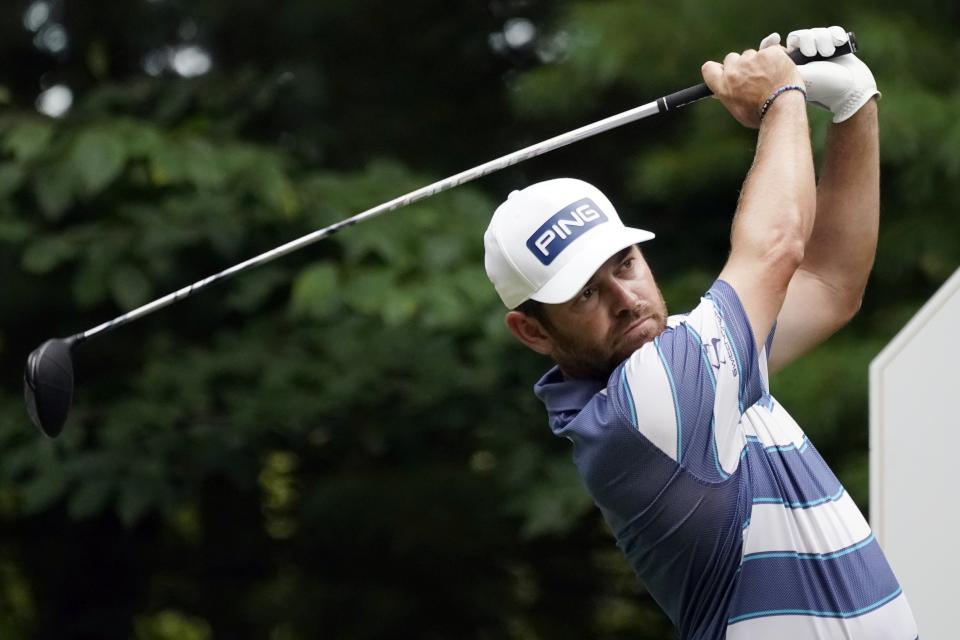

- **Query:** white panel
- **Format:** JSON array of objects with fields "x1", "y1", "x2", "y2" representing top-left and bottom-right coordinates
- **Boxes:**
[
  {"x1": 743, "y1": 490, "x2": 871, "y2": 557},
  {"x1": 726, "y1": 591, "x2": 917, "y2": 640},
  {"x1": 870, "y1": 266, "x2": 960, "y2": 640},
  {"x1": 741, "y1": 400, "x2": 806, "y2": 449},
  {"x1": 624, "y1": 343, "x2": 678, "y2": 461}
]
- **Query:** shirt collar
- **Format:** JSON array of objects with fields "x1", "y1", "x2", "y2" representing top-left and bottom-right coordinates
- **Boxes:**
[{"x1": 533, "y1": 365, "x2": 606, "y2": 414}]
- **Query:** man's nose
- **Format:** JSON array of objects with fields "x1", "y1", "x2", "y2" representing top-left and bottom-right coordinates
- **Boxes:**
[{"x1": 610, "y1": 281, "x2": 640, "y2": 315}]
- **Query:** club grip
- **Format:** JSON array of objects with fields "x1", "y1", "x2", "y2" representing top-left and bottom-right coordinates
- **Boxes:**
[{"x1": 658, "y1": 31, "x2": 858, "y2": 112}]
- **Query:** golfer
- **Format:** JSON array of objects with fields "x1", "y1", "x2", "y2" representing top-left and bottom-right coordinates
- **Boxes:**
[{"x1": 484, "y1": 27, "x2": 918, "y2": 639}]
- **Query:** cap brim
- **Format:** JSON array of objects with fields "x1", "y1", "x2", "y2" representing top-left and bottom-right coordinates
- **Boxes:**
[{"x1": 529, "y1": 226, "x2": 655, "y2": 305}]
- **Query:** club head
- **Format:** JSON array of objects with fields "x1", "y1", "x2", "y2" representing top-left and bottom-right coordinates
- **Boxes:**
[{"x1": 24, "y1": 337, "x2": 77, "y2": 438}]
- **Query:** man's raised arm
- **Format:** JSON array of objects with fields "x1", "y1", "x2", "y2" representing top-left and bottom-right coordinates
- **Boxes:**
[
  {"x1": 702, "y1": 47, "x2": 817, "y2": 350},
  {"x1": 763, "y1": 27, "x2": 881, "y2": 372}
]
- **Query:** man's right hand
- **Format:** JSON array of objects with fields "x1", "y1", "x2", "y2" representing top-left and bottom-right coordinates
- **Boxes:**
[{"x1": 701, "y1": 47, "x2": 804, "y2": 128}]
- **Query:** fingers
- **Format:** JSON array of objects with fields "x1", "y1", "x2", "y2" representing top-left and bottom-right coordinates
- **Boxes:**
[
  {"x1": 701, "y1": 60, "x2": 724, "y2": 92},
  {"x1": 705, "y1": 47, "x2": 784, "y2": 95},
  {"x1": 787, "y1": 30, "x2": 818, "y2": 57},
  {"x1": 702, "y1": 46, "x2": 800, "y2": 130},
  {"x1": 828, "y1": 25, "x2": 848, "y2": 45},
  {"x1": 813, "y1": 27, "x2": 836, "y2": 57},
  {"x1": 759, "y1": 32, "x2": 781, "y2": 50},
  {"x1": 786, "y1": 26, "x2": 850, "y2": 57}
]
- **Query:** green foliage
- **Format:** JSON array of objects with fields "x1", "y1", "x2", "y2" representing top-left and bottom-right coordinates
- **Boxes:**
[
  {"x1": 502, "y1": 445, "x2": 594, "y2": 538},
  {"x1": 71, "y1": 128, "x2": 127, "y2": 195},
  {"x1": 0, "y1": 556, "x2": 34, "y2": 640},
  {"x1": 134, "y1": 610, "x2": 212, "y2": 640},
  {"x1": 0, "y1": 1, "x2": 956, "y2": 638}
]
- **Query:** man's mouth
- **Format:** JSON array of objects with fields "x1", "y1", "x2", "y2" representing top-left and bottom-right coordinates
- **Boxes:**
[{"x1": 621, "y1": 316, "x2": 653, "y2": 338}]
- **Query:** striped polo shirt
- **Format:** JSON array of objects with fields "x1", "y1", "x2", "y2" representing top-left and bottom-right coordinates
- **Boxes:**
[{"x1": 534, "y1": 280, "x2": 918, "y2": 639}]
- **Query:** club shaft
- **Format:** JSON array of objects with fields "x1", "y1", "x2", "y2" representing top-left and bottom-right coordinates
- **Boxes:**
[
  {"x1": 73, "y1": 31, "x2": 860, "y2": 344},
  {"x1": 74, "y1": 99, "x2": 665, "y2": 343}
]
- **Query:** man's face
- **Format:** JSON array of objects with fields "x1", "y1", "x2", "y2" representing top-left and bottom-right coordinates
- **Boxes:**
[{"x1": 538, "y1": 246, "x2": 668, "y2": 379}]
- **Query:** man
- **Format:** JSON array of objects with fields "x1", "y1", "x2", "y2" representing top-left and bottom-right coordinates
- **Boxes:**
[{"x1": 483, "y1": 27, "x2": 919, "y2": 639}]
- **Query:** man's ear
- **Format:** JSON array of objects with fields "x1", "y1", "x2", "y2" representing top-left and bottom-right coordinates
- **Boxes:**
[{"x1": 505, "y1": 310, "x2": 555, "y2": 356}]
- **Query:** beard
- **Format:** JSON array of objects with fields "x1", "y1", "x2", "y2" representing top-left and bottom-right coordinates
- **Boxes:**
[{"x1": 549, "y1": 290, "x2": 668, "y2": 380}]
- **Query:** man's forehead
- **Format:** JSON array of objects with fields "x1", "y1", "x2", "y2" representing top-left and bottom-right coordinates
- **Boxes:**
[
  {"x1": 590, "y1": 245, "x2": 642, "y2": 278},
  {"x1": 607, "y1": 246, "x2": 639, "y2": 266},
  {"x1": 563, "y1": 245, "x2": 646, "y2": 304}
]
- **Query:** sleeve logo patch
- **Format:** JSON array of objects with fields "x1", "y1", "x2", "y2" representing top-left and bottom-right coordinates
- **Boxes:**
[
  {"x1": 711, "y1": 304, "x2": 739, "y2": 378},
  {"x1": 526, "y1": 198, "x2": 608, "y2": 265},
  {"x1": 705, "y1": 337, "x2": 727, "y2": 371}
]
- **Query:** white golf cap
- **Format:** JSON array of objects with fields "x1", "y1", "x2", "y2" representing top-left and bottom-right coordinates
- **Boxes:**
[{"x1": 484, "y1": 178, "x2": 655, "y2": 309}]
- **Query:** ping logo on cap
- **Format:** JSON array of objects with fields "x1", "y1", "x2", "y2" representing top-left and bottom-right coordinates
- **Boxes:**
[{"x1": 526, "y1": 198, "x2": 608, "y2": 265}]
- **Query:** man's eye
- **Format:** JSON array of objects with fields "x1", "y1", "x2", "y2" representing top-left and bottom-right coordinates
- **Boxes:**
[
  {"x1": 580, "y1": 287, "x2": 595, "y2": 301},
  {"x1": 622, "y1": 258, "x2": 634, "y2": 270}
]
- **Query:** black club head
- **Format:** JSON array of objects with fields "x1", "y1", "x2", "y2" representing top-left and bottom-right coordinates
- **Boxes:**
[{"x1": 24, "y1": 338, "x2": 77, "y2": 438}]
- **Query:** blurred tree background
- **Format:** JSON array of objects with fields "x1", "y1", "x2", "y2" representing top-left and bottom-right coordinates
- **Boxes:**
[{"x1": 0, "y1": 0, "x2": 957, "y2": 638}]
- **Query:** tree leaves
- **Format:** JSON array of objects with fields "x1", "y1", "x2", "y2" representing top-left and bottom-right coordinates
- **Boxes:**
[
  {"x1": 0, "y1": 163, "x2": 25, "y2": 200},
  {"x1": 67, "y1": 478, "x2": 113, "y2": 520},
  {"x1": 1, "y1": 2, "x2": 956, "y2": 639},
  {"x1": 19, "y1": 471, "x2": 68, "y2": 515},
  {"x1": 109, "y1": 264, "x2": 152, "y2": 310},
  {"x1": 31, "y1": 158, "x2": 77, "y2": 220},
  {"x1": 1, "y1": 118, "x2": 54, "y2": 162},
  {"x1": 71, "y1": 128, "x2": 127, "y2": 195},
  {"x1": 289, "y1": 263, "x2": 339, "y2": 319},
  {"x1": 509, "y1": 457, "x2": 594, "y2": 539},
  {"x1": 21, "y1": 236, "x2": 75, "y2": 273}
]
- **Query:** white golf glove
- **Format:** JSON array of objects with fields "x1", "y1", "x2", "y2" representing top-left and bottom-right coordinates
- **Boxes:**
[{"x1": 759, "y1": 26, "x2": 879, "y2": 123}]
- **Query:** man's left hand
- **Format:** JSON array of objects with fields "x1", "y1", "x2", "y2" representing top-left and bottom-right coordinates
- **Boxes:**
[{"x1": 759, "y1": 26, "x2": 880, "y2": 123}]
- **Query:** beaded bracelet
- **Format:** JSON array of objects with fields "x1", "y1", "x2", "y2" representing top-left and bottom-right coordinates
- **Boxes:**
[{"x1": 759, "y1": 84, "x2": 806, "y2": 121}]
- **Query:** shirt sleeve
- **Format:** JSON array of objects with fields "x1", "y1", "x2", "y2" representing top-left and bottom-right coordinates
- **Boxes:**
[{"x1": 612, "y1": 279, "x2": 769, "y2": 481}]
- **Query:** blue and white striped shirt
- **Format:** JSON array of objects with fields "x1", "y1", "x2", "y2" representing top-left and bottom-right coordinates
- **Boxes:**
[{"x1": 534, "y1": 280, "x2": 918, "y2": 639}]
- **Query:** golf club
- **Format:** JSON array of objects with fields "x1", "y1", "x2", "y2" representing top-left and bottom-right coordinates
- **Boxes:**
[{"x1": 24, "y1": 34, "x2": 857, "y2": 437}]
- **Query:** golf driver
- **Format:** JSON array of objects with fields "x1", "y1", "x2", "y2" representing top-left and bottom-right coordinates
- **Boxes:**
[{"x1": 24, "y1": 34, "x2": 857, "y2": 437}]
